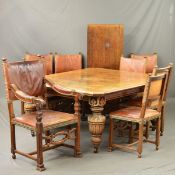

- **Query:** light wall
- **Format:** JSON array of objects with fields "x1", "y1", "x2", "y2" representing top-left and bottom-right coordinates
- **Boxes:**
[{"x1": 0, "y1": 0, "x2": 174, "y2": 97}]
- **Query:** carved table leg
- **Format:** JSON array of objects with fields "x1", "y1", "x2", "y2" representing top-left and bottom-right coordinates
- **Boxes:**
[{"x1": 88, "y1": 97, "x2": 106, "y2": 153}]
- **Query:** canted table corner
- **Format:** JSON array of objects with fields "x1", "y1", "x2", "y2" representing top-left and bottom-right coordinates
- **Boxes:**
[{"x1": 45, "y1": 68, "x2": 147, "y2": 153}]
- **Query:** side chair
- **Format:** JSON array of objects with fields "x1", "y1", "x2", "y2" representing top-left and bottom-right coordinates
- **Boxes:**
[
  {"x1": 108, "y1": 67, "x2": 168, "y2": 158},
  {"x1": 54, "y1": 53, "x2": 82, "y2": 73},
  {"x1": 25, "y1": 52, "x2": 54, "y2": 75},
  {"x1": 127, "y1": 64, "x2": 173, "y2": 136},
  {"x1": 120, "y1": 56, "x2": 146, "y2": 73},
  {"x1": 131, "y1": 53, "x2": 157, "y2": 73}
]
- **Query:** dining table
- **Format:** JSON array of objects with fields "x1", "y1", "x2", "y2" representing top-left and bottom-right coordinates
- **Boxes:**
[{"x1": 45, "y1": 68, "x2": 147, "y2": 153}]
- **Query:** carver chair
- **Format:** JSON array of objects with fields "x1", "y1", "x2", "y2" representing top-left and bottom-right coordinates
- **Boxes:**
[
  {"x1": 131, "y1": 53, "x2": 157, "y2": 73},
  {"x1": 108, "y1": 68, "x2": 168, "y2": 158},
  {"x1": 120, "y1": 56, "x2": 146, "y2": 73},
  {"x1": 2, "y1": 58, "x2": 81, "y2": 171}
]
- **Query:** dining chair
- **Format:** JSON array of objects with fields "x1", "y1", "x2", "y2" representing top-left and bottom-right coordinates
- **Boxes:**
[
  {"x1": 108, "y1": 69, "x2": 168, "y2": 158},
  {"x1": 127, "y1": 63, "x2": 173, "y2": 136},
  {"x1": 54, "y1": 53, "x2": 82, "y2": 73},
  {"x1": 131, "y1": 53, "x2": 158, "y2": 73},
  {"x1": 52, "y1": 53, "x2": 83, "y2": 115},
  {"x1": 2, "y1": 58, "x2": 81, "y2": 171},
  {"x1": 120, "y1": 56, "x2": 146, "y2": 73},
  {"x1": 25, "y1": 52, "x2": 54, "y2": 75}
]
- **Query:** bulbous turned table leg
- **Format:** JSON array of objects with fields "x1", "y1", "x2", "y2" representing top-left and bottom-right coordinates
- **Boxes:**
[{"x1": 88, "y1": 96, "x2": 106, "y2": 153}]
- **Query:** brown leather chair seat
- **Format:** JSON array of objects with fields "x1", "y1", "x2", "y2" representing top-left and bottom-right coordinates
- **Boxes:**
[
  {"x1": 110, "y1": 106, "x2": 160, "y2": 122},
  {"x1": 13, "y1": 110, "x2": 78, "y2": 131}
]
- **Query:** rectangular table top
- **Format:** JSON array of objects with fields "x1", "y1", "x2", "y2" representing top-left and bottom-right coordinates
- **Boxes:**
[{"x1": 45, "y1": 68, "x2": 147, "y2": 96}]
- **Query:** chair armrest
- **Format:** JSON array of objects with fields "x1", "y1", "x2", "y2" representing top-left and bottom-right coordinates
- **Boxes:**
[{"x1": 11, "y1": 84, "x2": 46, "y2": 109}]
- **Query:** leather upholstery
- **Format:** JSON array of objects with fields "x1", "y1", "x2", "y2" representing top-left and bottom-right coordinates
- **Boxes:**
[
  {"x1": 25, "y1": 53, "x2": 53, "y2": 75},
  {"x1": 131, "y1": 54, "x2": 157, "y2": 73},
  {"x1": 7, "y1": 60, "x2": 45, "y2": 97},
  {"x1": 13, "y1": 110, "x2": 78, "y2": 130},
  {"x1": 110, "y1": 106, "x2": 160, "y2": 121},
  {"x1": 120, "y1": 57, "x2": 146, "y2": 73},
  {"x1": 54, "y1": 54, "x2": 82, "y2": 73},
  {"x1": 126, "y1": 97, "x2": 158, "y2": 109}
]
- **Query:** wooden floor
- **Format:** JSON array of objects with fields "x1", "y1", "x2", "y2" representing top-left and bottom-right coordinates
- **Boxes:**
[{"x1": 0, "y1": 98, "x2": 175, "y2": 175}]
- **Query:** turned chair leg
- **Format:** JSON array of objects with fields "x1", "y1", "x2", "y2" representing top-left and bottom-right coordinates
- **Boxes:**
[
  {"x1": 36, "y1": 112, "x2": 45, "y2": 171},
  {"x1": 36, "y1": 130, "x2": 45, "y2": 171},
  {"x1": 128, "y1": 122, "x2": 134, "y2": 144},
  {"x1": 108, "y1": 118, "x2": 114, "y2": 152},
  {"x1": 156, "y1": 118, "x2": 161, "y2": 150},
  {"x1": 145, "y1": 121, "x2": 150, "y2": 140},
  {"x1": 137, "y1": 123, "x2": 143, "y2": 158},
  {"x1": 74, "y1": 123, "x2": 82, "y2": 157},
  {"x1": 160, "y1": 106, "x2": 165, "y2": 136},
  {"x1": 11, "y1": 124, "x2": 16, "y2": 159}
]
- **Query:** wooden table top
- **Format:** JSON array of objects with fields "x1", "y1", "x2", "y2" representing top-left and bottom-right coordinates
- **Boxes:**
[{"x1": 45, "y1": 68, "x2": 147, "y2": 96}]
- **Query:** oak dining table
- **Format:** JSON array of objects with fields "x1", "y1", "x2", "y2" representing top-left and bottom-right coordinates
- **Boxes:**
[{"x1": 45, "y1": 68, "x2": 147, "y2": 153}]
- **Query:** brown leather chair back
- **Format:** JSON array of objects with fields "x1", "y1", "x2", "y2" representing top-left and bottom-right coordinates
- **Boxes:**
[
  {"x1": 131, "y1": 53, "x2": 157, "y2": 73},
  {"x1": 120, "y1": 57, "x2": 146, "y2": 73},
  {"x1": 54, "y1": 54, "x2": 82, "y2": 73},
  {"x1": 2, "y1": 59, "x2": 45, "y2": 100},
  {"x1": 25, "y1": 53, "x2": 53, "y2": 75},
  {"x1": 141, "y1": 72, "x2": 168, "y2": 116},
  {"x1": 152, "y1": 64, "x2": 173, "y2": 101}
]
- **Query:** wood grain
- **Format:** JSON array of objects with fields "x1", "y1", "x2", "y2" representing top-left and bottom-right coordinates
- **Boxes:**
[
  {"x1": 45, "y1": 68, "x2": 147, "y2": 96},
  {"x1": 87, "y1": 24, "x2": 124, "y2": 69}
]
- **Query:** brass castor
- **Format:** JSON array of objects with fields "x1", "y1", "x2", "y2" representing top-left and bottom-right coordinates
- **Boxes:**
[
  {"x1": 74, "y1": 152, "x2": 83, "y2": 158},
  {"x1": 12, "y1": 154, "x2": 16, "y2": 159},
  {"x1": 36, "y1": 165, "x2": 46, "y2": 172},
  {"x1": 108, "y1": 147, "x2": 113, "y2": 152},
  {"x1": 94, "y1": 147, "x2": 99, "y2": 153},
  {"x1": 138, "y1": 154, "x2": 142, "y2": 158}
]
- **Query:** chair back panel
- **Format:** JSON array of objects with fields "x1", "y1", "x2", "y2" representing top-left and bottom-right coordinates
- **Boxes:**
[
  {"x1": 54, "y1": 54, "x2": 82, "y2": 73},
  {"x1": 120, "y1": 57, "x2": 146, "y2": 73},
  {"x1": 131, "y1": 53, "x2": 157, "y2": 73},
  {"x1": 141, "y1": 73, "x2": 167, "y2": 116},
  {"x1": 148, "y1": 80, "x2": 162, "y2": 97},
  {"x1": 153, "y1": 64, "x2": 173, "y2": 101},
  {"x1": 3, "y1": 59, "x2": 45, "y2": 100},
  {"x1": 25, "y1": 53, "x2": 53, "y2": 75}
]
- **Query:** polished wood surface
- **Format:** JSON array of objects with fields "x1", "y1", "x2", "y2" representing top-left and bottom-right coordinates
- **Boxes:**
[
  {"x1": 45, "y1": 68, "x2": 147, "y2": 96},
  {"x1": 45, "y1": 68, "x2": 147, "y2": 153},
  {"x1": 87, "y1": 24, "x2": 124, "y2": 69}
]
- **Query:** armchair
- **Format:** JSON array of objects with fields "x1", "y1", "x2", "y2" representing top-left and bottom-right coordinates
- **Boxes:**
[{"x1": 2, "y1": 59, "x2": 81, "y2": 171}]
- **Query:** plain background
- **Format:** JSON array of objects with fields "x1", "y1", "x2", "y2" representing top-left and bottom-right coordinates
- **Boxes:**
[
  {"x1": 0, "y1": 0, "x2": 174, "y2": 97},
  {"x1": 0, "y1": 1, "x2": 175, "y2": 174}
]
